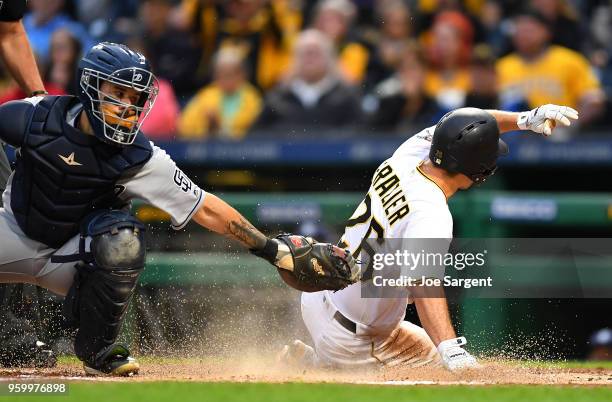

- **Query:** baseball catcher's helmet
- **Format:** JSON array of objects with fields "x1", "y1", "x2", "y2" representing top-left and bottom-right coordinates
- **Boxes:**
[
  {"x1": 429, "y1": 108, "x2": 508, "y2": 183},
  {"x1": 77, "y1": 42, "x2": 158, "y2": 146}
]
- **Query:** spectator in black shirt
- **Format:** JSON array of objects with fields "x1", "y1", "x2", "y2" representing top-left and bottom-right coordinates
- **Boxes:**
[
  {"x1": 140, "y1": 0, "x2": 202, "y2": 103},
  {"x1": 366, "y1": 45, "x2": 446, "y2": 133},
  {"x1": 530, "y1": 0, "x2": 584, "y2": 51},
  {"x1": 254, "y1": 29, "x2": 361, "y2": 136},
  {"x1": 464, "y1": 44, "x2": 499, "y2": 110}
]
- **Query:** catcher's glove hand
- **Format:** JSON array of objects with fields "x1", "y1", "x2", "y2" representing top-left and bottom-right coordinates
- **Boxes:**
[{"x1": 252, "y1": 234, "x2": 359, "y2": 291}]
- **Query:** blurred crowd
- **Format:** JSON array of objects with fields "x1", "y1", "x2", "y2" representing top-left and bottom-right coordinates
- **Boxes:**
[{"x1": 2, "y1": 0, "x2": 612, "y2": 140}]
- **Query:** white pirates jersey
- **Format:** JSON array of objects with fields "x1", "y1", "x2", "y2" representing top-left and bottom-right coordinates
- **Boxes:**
[{"x1": 329, "y1": 126, "x2": 453, "y2": 333}]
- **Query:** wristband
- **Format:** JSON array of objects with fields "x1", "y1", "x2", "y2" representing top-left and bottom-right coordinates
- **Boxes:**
[
  {"x1": 250, "y1": 238, "x2": 278, "y2": 264},
  {"x1": 516, "y1": 110, "x2": 531, "y2": 130},
  {"x1": 29, "y1": 90, "x2": 49, "y2": 97}
]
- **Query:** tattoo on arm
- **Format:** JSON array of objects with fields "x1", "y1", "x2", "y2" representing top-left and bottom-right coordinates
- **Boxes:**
[{"x1": 228, "y1": 218, "x2": 267, "y2": 249}]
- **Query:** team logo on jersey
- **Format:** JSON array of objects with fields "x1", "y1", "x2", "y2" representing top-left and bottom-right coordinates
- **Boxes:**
[
  {"x1": 173, "y1": 168, "x2": 193, "y2": 193},
  {"x1": 58, "y1": 152, "x2": 82, "y2": 166}
]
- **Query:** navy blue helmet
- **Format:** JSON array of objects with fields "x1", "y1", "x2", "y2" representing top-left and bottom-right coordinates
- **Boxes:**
[{"x1": 77, "y1": 42, "x2": 158, "y2": 146}]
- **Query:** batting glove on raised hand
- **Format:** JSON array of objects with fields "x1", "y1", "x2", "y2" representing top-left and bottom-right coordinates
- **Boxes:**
[
  {"x1": 437, "y1": 337, "x2": 479, "y2": 371},
  {"x1": 517, "y1": 104, "x2": 579, "y2": 136}
]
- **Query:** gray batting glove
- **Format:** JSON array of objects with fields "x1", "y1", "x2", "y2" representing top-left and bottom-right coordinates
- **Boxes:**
[
  {"x1": 437, "y1": 337, "x2": 479, "y2": 371},
  {"x1": 517, "y1": 104, "x2": 579, "y2": 136}
]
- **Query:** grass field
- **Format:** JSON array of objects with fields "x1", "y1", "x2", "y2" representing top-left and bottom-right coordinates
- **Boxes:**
[
  {"x1": 4, "y1": 382, "x2": 611, "y2": 402},
  {"x1": 1, "y1": 359, "x2": 610, "y2": 402}
]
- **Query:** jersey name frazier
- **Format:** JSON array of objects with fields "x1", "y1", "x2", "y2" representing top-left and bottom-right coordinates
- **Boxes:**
[{"x1": 371, "y1": 161, "x2": 409, "y2": 226}]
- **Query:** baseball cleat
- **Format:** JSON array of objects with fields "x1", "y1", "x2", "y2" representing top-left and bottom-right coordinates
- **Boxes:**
[
  {"x1": 83, "y1": 344, "x2": 140, "y2": 376},
  {"x1": 277, "y1": 339, "x2": 316, "y2": 368}
]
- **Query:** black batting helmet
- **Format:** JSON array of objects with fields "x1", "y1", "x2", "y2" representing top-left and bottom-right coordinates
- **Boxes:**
[{"x1": 429, "y1": 108, "x2": 508, "y2": 183}]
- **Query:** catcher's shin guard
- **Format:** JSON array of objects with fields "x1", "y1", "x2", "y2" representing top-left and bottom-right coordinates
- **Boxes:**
[{"x1": 59, "y1": 210, "x2": 146, "y2": 370}]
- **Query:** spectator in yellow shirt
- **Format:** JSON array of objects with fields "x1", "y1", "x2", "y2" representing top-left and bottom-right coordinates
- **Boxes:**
[
  {"x1": 313, "y1": 0, "x2": 370, "y2": 85},
  {"x1": 424, "y1": 11, "x2": 474, "y2": 110},
  {"x1": 496, "y1": 9, "x2": 604, "y2": 126},
  {"x1": 177, "y1": 0, "x2": 299, "y2": 91},
  {"x1": 178, "y1": 49, "x2": 262, "y2": 140},
  {"x1": 417, "y1": 0, "x2": 484, "y2": 17}
]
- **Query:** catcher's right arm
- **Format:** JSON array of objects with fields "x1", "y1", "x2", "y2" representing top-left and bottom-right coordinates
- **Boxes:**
[{"x1": 190, "y1": 194, "x2": 358, "y2": 291}]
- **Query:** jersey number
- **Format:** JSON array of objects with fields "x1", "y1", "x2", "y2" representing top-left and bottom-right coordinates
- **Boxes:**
[{"x1": 343, "y1": 193, "x2": 385, "y2": 257}]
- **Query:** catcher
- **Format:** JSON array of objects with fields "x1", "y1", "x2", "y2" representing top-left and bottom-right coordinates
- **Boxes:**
[{"x1": 0, "y1": 42, "x2": 358, "y2": 376}]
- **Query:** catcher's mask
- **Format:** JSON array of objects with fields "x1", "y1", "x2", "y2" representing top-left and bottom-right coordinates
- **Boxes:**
[{"x1": 78, "y1": 43, "x2": 159, "y2": 146}]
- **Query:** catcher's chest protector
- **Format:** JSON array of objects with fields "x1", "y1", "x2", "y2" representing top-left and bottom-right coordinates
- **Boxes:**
[{"x1": 10, "y1": 96, "x2": 153, "y2": 248}]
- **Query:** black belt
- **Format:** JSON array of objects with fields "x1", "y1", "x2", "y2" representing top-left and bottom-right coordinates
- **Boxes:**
[
  {"x1": 333, "y1": 311, "x2": 357, "y2": 334},
  {"x1": 324, "y1": 295, "x2": 357, "y2": 334}
]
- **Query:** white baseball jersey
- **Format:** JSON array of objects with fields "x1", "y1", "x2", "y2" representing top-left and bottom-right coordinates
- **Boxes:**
[{"x1": 329, "y1": 126, "x2": 453, "y2": 333}]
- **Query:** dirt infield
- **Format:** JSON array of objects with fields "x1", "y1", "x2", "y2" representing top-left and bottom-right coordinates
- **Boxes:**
[{"x1": 1, "y1": 358, "x2": 611, "y2": 386}]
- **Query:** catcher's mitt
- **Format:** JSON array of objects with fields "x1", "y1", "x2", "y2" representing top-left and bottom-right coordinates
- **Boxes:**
[{"x1": 273, "y1": 234, "x2": 359, "y2": 292}]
